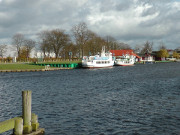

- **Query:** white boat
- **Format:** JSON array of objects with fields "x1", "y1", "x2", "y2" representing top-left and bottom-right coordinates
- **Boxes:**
[
  {"x1": 82, "y1": 46, "x2": 114, "y2": 68},
  {"x1": 115, "y1": 54, "x2": 135, "y2": 66}
]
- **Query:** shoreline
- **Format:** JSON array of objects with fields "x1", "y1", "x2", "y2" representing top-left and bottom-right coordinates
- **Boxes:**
[
  {"x1": 0, "y1": 61, "x2": 178, "y2": 73},
  {"x1": 0, "y1": 67, "x2": 73, "y2": 72}
]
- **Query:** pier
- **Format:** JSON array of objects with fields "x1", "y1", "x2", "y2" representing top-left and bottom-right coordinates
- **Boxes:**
[
  {"x1": 0, "y1": 91, "x2": 44, "y2": 135},
  {"x1": 0, "y1": 68, "x2": 72, "y2": 72},
  {"x1": 32, "y1": 63, "x2": 80, "y2": 68}
]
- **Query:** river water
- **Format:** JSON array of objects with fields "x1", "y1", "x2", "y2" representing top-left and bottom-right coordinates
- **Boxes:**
[{"x1": 0, "y1": 62, "x2": 180, "y2": 135}]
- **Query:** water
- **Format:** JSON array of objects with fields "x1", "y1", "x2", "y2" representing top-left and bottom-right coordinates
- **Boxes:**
[{"x1": 0, "y1": 62, "x2": 180, "y2": 135}]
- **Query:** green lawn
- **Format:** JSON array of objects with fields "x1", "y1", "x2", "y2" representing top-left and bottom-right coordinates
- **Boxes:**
[
  {"x1": 0, "y1": 63, "x2": 44, "y2": 70},
  {"x1": 155, "y1": 61, "x2": 172, "y2": 63}
]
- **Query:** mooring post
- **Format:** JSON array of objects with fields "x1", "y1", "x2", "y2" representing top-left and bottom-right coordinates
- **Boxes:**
[
  {"x1": 14, "y1": 118, "x2": 23, "y2": 135},
  {"x1": 22, "y1": 90, "x2": 32, "y2": 134},
  {"x1": 31, "y1": 113, "x2": 39, "y2": 131}
]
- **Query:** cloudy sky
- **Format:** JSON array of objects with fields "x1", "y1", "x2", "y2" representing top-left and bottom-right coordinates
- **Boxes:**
[{"x1": 0, "y1": 0, "x2": 180, "y2": 51}]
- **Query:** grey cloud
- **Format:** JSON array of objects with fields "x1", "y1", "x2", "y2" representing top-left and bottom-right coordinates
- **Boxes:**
[
  {"x1": 96, "y1": 0, "x2": 133, "y2": 13},
  {"x1": 92, "y1": 0, "x2": 180, "y2": 49},
  {"x1": 141, "y1": 6, "x2": 158, "y2": 17},
  {"x1": 139, "y1": 2, "x2": 180, "y2": 36},
  {"x1": 99, "y1": 0, "x2": 115, "y2": 12},
  {"x1": 0, "y1": 0, "x2": 86, "y2": 40},
  {"x1": 115, "y1": 0, "x2": 133, "y2": 11},
  {"x1": 0, "y1": 0, "x2": 180, "y2": 50}
]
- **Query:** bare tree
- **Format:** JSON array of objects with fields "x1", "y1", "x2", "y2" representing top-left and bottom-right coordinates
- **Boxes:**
[
  {"x1": 72, "y1": 22, "x2": 90, "y2": 58},
  {"x1": 23, "y1": 39, "x2": 36, "y2": 58},
  {"x1": 117, "y1": 42, "x2": 131, "y2": 50},
  {"x1": 39, "y1": 29, "x2": 70, "y2": 58},
  {"x1": 105, "y1": 36, "x2": 131, "y2": 50},
  {"x1": 105, "y1": 36, "x2": 117, "y2": 50},
  {"x1": 158, "y1": 42, "x2": 166, "y2": 50},
  {"x1": 38, "y1": 30, "x2": 53, "y2": 57},
  {"x1": 86, "y1": 31, "x2": 106, "y2": 56},
  {"x1": 40, "y1": 40, "x2": 51, "y2": 58},
  {"x1": 134, "y1": 45, "x2": 142, "y2": 53},
  {"x1": 0, "y1": 44, "x2": 7, "y2": 58},
  {"x1": 61, "y1": 42, "x2": 78, "y2": 59},
  {"x1": 141, "y1": 41, "x2": 153, "y2": 54},
  {"x1": 50, "y1": 29, "x2": 70, "y2": 58},
  {"x1": 12, "y1": 33, "x2": 25, "y2": 58}
]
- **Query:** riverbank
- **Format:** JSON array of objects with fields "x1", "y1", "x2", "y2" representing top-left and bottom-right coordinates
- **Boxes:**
[
  {"x1": 135, "y1": 60, "x2": 177, "y2": 64},
  {"x1": 0, "y1": 60, "x2": 178, "y2": 72},
  {"x1": 0, "y1": 62, "x2": 79, "y2": 72},
  {"x1": 0, "y1": 63, "x2": 44, "y2": 70},
  {"x1": 0, "y1": 68, "x2": 73, "y2": 72}
]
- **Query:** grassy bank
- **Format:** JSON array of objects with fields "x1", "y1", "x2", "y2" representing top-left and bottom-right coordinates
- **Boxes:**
[
  {"x1": 0, "y1": 61, "x2": 81, "y2": 70},
  {"x1": 155, "y1": 60, "x2": 173, "y2": 63},
  {"x1": 0, "y1": 63, "x2": 44, "y2": 70},
  {"x1": 135, "y1": 60, "x2": 174, "y2": 64}
]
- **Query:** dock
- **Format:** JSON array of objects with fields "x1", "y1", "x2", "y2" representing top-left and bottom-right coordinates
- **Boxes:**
[
  {"x1": 0, "y1": 91, "x2": 45, "y2": 135},
  {"x1": 0, "y1": 67, "x2": 72, "y2": 72},
  {"x1": 32, "y1": 63, "x2": 80, "y2": 68}
]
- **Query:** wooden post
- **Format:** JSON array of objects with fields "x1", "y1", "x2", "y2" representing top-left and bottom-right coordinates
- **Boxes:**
[
  {"x1": 31, "y1": 113, "x2": 39, "y2": 131},
  {"x1": 22, "y1": 90, "x2": 32, "y2": 134},
  {"x1": 14, "y1": 118, "x2": 23, "y2": 135},
  {"x1": 0, "y1": 117, "x2": 21, "y2": 134}
]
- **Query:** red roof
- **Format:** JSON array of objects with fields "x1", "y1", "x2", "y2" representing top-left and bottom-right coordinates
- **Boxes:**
[
  {"x1": 110, "y1": 50, "x2": 141, "y2": 59},
  {"x1": 133, "y1": 53, "x2": 141, "y2": 59}
]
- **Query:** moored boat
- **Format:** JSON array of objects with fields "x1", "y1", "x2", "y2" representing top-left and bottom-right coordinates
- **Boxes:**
[
  {"x1": 82, "y1": 46, "x2": 114, "y2": 68},
  {"x1": 115, "y1": 54, "x2": 135, "y2": 66}
]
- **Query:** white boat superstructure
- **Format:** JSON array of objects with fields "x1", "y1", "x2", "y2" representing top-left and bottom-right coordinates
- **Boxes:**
[
  {"x1": 82, "y1": 47, "x2": 114, "y2": 68},
  {"x1": 115, "y1": 54, "x2": 135, "y2": 66}
]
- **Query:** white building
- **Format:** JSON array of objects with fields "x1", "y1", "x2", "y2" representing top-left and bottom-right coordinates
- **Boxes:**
[{"x1": 30, "y1": 49, "x2": 56, "y2": 58}]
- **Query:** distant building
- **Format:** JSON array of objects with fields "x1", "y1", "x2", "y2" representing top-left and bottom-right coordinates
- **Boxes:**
[
  {"x1": 167, "y1": 49, "x2": 174, "y2": 57},
  {"x1": 153, "y1": 49, "x2": 178, "y2": 61},
  {"x1": 175, "y1": 47, "x2": 180, "y2": 54},
  {"x1": 110, "y1": 50, "x2": 141, "y2": 62},
  {"x1": 138, "y1": 49, "x2": 155, "y2": 62},
  {"x1": 30, "y1": 49, "x2": 56, "y2": 58}
]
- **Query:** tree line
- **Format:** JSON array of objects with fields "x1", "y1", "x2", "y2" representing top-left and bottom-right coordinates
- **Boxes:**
[
  {"x1": 0, "y1": 22, "x2": 132, "y2": 60},
  {"x1": 0, "y1": 22, "x2": 180, "y2": 61},
  {"x1": 134, "y1": 41, "x2": 180, "y2": 59},
  {"x1": 37, "y1": 22, "x2": 132, "y2": 59}
]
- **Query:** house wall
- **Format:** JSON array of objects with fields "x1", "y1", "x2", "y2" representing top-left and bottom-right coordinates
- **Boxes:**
[{"x1": 140, "y1": 56, "x2": 154, "y2": 61}]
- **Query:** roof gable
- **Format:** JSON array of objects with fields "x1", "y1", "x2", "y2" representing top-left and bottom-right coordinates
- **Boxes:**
[{"x1": 110, "y1": 50, "x2": 141, "y2": 58}]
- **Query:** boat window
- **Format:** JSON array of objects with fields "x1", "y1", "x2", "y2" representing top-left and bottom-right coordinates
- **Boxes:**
[{"x1": 96, "y1": 61, "x2": 102, "y2": 64}]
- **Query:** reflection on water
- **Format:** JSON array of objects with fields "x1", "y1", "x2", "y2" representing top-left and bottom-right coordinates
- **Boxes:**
[{"x1": 0, "y1": 62, "x2": 180, "y2": 135}]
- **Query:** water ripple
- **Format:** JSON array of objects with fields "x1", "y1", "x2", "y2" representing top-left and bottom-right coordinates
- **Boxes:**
[{"x1": 0, "y1": 62, "x2": 180, "y2": 135}]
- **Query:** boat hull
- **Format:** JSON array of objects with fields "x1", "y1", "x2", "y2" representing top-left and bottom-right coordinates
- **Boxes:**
[
  {"x1": 115, "y1": 63, "x2": 134, "y2": 66},
  {"x1": 115, "y1": 55, "x2": 135, "y2": 66},
  {"x1": 82, "y1": 65, "x2": 114, "y2": 68},
  {"x1": 82, "y1": 62, "x2": 114, "y2": 68},
  {"x1": 115, "y1": 61, "x2": 134, "y2": 66}
]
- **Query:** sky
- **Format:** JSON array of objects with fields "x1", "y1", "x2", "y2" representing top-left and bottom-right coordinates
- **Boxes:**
[{"x1": 0, "y1": 0, "x2": 180, "y2": 53}]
